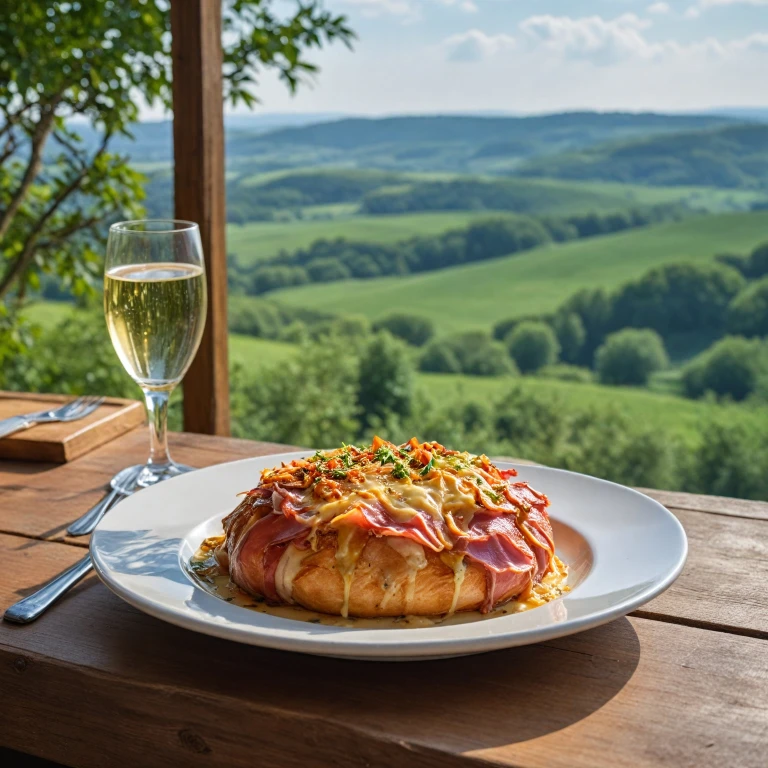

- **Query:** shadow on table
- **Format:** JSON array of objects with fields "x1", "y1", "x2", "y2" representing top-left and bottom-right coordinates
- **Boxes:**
[{"x1": 89, "y1": 528, "x2": 641, "y2": 752}]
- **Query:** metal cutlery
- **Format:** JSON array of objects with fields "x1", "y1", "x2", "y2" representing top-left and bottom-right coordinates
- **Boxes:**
[
  {"x1": 0, "y1": 395, "x2": 104, "y2": 440},
  {"x1": 66, "y1": 464, "x2": 143, "y2": 537},
  {"x1": 3, "y1": 554, "x2": 93, "y2": 624}
]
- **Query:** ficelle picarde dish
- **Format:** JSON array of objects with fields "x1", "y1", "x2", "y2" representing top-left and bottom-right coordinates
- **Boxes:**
[{"x1": 194, "y1": 437, "x2": 568, "y2": 622}]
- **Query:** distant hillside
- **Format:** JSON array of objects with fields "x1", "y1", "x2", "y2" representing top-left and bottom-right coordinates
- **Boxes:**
[
  {"x1": 69, "y1": 111, "x2": 749, "y2": 174},
  {"x1": 247, "y1": 112, "x2": 737, "y2": 150},
  {"x1": 515, "y1": 124, "x2": 768, "y2": 189},
  {"x1": 227, "y1": 112, "x2": 743, "y2": 174}
]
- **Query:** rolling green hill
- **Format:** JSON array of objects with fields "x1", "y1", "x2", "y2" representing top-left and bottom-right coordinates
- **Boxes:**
[
  {"x1": 227, "y1": 212, "x2": 502, "y2": 265},
  {"x1": 517, "y1": 124, "x2": 768, "y2": 189},
  {"x1": 271, "y1": 211, "x2": 768, "y2": 332}
]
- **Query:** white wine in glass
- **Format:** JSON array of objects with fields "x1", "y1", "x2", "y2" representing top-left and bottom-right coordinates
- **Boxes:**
[{"x1": 105, "y1": 221, "x2": 207, "y2": 489}]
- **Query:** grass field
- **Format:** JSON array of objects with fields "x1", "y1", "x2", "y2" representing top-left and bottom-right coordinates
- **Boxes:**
[
  {"x1": 272, "y1": 210, "x2": 768, "y2": 333},
  {"x1": 227, "y1": 211, "x2": 499, "y2": 265}
]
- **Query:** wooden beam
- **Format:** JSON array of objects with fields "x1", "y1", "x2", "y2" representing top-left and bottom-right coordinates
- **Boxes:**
[{"x1": 170, "y1": 0, "x2": 230, "y2": 435}]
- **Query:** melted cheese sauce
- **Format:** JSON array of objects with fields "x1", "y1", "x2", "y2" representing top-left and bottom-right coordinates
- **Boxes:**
[{"x1": 188, "y1": 536, "x2": 570, "y2": 629}]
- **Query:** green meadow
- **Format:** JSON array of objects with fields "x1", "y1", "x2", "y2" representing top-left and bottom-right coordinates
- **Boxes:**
[{"x1": 271, "y1": 210, "x2": 768, "y2": 333}]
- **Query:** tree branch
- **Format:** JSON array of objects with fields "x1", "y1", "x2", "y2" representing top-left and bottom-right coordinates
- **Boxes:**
[
  {"x1": 0, "y1": 133, "x2": 111, "y2": 299},
  {"x1": 0, "y1": 95, "x2": 62, "y2": 241}
]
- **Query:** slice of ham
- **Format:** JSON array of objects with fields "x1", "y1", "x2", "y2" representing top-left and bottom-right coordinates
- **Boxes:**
[
  {"x1": 226, "y1": 511, "x2": 309, "y2": 601},
  {"x1": 453, "y1": 512, "x2": 537, "y2": 611},
  {"x1": 334, "y1": 499, "x2": 447, "y2": 552}
]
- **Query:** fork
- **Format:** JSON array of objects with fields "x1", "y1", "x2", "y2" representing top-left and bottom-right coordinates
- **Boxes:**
[{"x1": 0, "y1": 395, "x2": 104, "y2": 440}]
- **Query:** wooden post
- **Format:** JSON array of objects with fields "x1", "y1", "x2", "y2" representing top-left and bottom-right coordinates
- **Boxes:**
[{"x1": 170, "y1": 0, "x2": 230, "y2": 435}]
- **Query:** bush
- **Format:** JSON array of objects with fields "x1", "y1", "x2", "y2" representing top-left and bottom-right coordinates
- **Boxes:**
[
  {"x1": 682, "y1": 417, "x2": 768, "y2": 499},
  {"x1": 505, "y1": 321, "x2": 560, "y2": 374},
  {"x1": 727, "y1": 276, "x2": 768, "y2": 338},
  {"x1": 595, "y1": 328, "x2": 668, "y2": 386},
  {"x1": 559, "y1": 287, "x2": 613, "y2": 366},
  {"x1": 357, "y1": 332, "x2": 416, "y2": 430},
  {"x1": 228, "y1": 297, "x2": 284, "y2": 338},
  {"x1": 552, "y1": 312, "x2": 586, "y2": 364},
  {"x1": 463, "y1": 340, "x2": 518, "y2": 377},
  {"x1": 373, "y1": 313, "x2": 435, "y2": 347},
  {"x1": 278, "y1": 321, "x2": 308, "y2": 343},
  {"x1": 419, "y1": 341, "x2": 462, "y2": 373},
  {"x1": 748, "y1": 242, "x2": 768, "y2": 279},
  {"x1": 250, "y1": 265, "x2": 309, "y2": 295},
  {"x1": 681, "y1": 336, "x2": 768, "y2": 401},
  {"x1": 305, "y1": 258, "x2": 351, "y2": 283},
  {"x1": 231, "y1": 336, "x2": 360, "y2": 447},
  {"x1": 610, "y1": 262, "x2": 745, "y2": 338}
]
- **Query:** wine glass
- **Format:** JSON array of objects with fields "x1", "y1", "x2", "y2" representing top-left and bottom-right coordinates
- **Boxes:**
[{"x1": 104, "y1": 220, "x2": 207, "y2": 489}]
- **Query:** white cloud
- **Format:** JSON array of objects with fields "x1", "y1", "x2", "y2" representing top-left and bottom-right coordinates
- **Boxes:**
[
  {"x1": 519, "y1": 14, "x2": 658, "y2": 65},
  {"x1": 516, "y1": 12, "x2": 768, "y2": 65},
  {"x1": 444, "y1": 29, "x2": 516, "y2": 62},
  {"x1": 684, "y1": 6, "x2": 701, "y2": 17},
  {"x1": 647, "y1": 2, "x2": 670, "y2": 13}
]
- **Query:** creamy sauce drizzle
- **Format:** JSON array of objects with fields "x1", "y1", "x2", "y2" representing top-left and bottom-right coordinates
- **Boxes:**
[{"x1": 188, "y1": 536, "x2": 570, "y2": 629}]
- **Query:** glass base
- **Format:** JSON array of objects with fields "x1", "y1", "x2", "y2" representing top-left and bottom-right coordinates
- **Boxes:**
[{"x1": 113, "y1": 462, "x2": 194, "y2": 494}]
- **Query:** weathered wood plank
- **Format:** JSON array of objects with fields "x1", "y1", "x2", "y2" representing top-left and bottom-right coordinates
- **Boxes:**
[
  {"x1": 0, "y1": 535, "x2": 766, "y2": 768},
  {"x1": 170, "y1": 0, "x2": 230, "y2": 435},
  {"x1": 0, "y1": 429, "x2": 297, "y2": 546},
  {"x1": 635, "y1": 506, "x2": 768, "y2": 638},
  {"x1": 637, "y1": 487, "x2": 768, "y2": 521}
]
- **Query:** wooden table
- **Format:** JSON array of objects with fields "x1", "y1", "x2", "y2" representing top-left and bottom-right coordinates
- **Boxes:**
[{"x1": 1, "y1": 431, "x2": 766, "y2": 768}]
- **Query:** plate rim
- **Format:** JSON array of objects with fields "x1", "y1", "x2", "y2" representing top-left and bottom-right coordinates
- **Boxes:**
[{"x1": 90, "y1": 452, "x2": 688, "y2": 659}]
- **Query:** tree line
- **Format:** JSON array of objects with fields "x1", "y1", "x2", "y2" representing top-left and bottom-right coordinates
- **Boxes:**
[{"x1": 228, "y1": 204, "x2": 689, "y2": 297}]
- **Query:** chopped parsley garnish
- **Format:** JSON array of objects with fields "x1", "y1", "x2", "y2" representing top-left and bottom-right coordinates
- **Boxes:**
[
  {"x1": 374, "y1": 446, "x2": 399, "y2": 465},
  {"x1": 391, "y1": 461, "x2": 410, "y2": 480},
  {"x1": 474, "y1": 476, "x2": 484, "y2": 485},
  {"x1": 330, "y1": 469, "x2": 348, "y2": 480},
  {"x1": 420, "y1": 456, "x2": 434, "y2": 476}
]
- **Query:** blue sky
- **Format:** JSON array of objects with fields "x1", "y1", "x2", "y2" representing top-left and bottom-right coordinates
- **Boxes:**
[{"x1": 149, "y1": 1, "x2": 768, "y2": 116}]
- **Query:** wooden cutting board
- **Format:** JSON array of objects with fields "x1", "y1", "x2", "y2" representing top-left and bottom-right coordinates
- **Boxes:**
[{"x1": 0, "y1": 392, "x2": 144, "y2": 463}]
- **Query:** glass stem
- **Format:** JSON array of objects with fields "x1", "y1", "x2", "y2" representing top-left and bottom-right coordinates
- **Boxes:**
[{"x1": 143, "y1": 388, "x2": 172, "y2": 468}]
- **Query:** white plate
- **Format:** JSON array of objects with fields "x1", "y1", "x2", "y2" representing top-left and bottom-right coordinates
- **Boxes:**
[{"x1": 90, "y1": 452, "x2": 687, "y2": 660}]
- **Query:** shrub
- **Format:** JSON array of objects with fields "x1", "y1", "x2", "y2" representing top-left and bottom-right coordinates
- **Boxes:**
[
  {"x1": 559, "y1": 287, "x2": 612, "y2": 366},
  {"x1": 278, "y1": 321, "x2": 308, "y2": 343},
  {"x1": 250, "y1": 265, "x2": 309, "y2": 294},
  {"x1": 462, "y1": 340, "x2": 518, "y2": 377},
  {"x1": 610, "y1": 262, "x2": 745, "y2": 338},
  {"x1": 419, "y1": 341, "x2": 462, "y2": 373},
  {"x1": 595, "y1": 328, "x2": 668, "y2": 386},
  {"x1": 551, "y1": 312, "x2": 586, "y2": 364},
  {"x1": 748, "y1": 242, "x2": 768, "y2": 279},
  {"x1": 681, "y1": 336, "x2": 768, "y2": 401},
  {"x1": 682, "y1": 417, "x2": 768, "y2": 499},
  {"x1": 727, "y1": 276, "x2": 768, "y2": 338},
  {"x1": 305, "y1": 258, "x2": 351, "y2": 283},
  {"x1": 373, "y1": 313, "x2": 435, "y2": 347},
  {"x1": 228, "y1": 297, "x2": 284, "y2": 338},
  {"x1": 232, "y1": 336, "x2": 360, "y2": 447},
  {"x1": 357, "y1": 332, "x2": 416, "y2": 429},
  {"x1": 505, "y1": 321, "x2": 560, "y2": 374}
]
